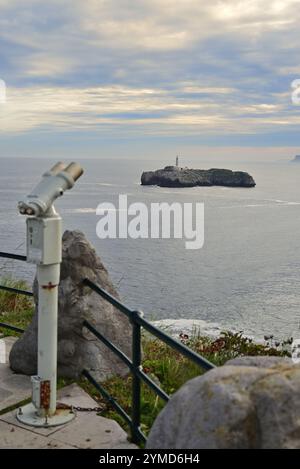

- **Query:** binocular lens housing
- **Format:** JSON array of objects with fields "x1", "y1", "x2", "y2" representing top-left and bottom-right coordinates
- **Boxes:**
[{"x1": 18, "y1": 161, "x2": 84, "y2": 217}]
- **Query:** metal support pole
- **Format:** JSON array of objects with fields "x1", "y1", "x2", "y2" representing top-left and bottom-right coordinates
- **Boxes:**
[
  {"x1": 16, "y1": 161, "x2": 83, "y2": 428},
  {"x1": 37, "y1": 263, "x2": 60, "y2": 416},
  {"x1": 131, "y1": 310, "x2": 142, "y2": 443}
]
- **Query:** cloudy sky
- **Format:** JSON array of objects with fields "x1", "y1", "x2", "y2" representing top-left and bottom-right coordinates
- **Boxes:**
[{"x1": 0, "y1": 0, "x2": 299, "y2": 158}]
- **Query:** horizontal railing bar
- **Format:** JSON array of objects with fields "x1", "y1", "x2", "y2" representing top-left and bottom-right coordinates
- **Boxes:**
[
  {"x1": 83, "y1": 278, "x2": 133, "y2": 319},
  {"x1": 1, "y1": 245, "x2": 213, "y2": 445},
  {"x1": 83, "y1": 277, "x2": 214, "y2": 372},
  {"x1": 133, "y1": 427, "x2": 146, "y2": 444},
  {"x1": 0, "y1": 322, "x2": 25, "y2": 333},
  {"x1": 0, "y1": 252, "x2": 27, "y2": 261},
  {"x1": 81, "y1": 369, "x2": 132, "y2": 426},
  {"x1": 137, "y1": 369, "x2": 169, "y2": 402},
  {"x1": 0, "y1": 285, "x2": 33, "y2": 297},
  {"x1": 136, "y1": 315, "x2": 215, "y2": 371},
  {"x1": 83, "y1": 319, "x2": 133, "y2": 369},
  {"x1": 83, "y1": 319, "x2": 169, "y2": 402}
]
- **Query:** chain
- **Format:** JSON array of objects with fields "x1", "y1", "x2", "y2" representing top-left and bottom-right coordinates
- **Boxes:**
[
  {"x1": 73, "y1": 406, "x2": 103, "y2": 413},
  {"x1": 57, "y1": 402, "x2": 104, "y2": 413}
]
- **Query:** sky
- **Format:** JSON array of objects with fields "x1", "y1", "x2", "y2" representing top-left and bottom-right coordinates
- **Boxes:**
[{"x1": 0, "y1": 0, "x2": 299, "y2": 159}]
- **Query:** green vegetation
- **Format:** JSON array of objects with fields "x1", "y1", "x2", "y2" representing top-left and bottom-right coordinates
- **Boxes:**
[
  {"x1": 0, "y1": 279, "x2": 291, "y2": 439},
  {"x1": 79, "y1": 329, "x2": 290, "y2": 437},
  {"x1": 0, "y1": 277, "x2": 34, "y2": 336}
]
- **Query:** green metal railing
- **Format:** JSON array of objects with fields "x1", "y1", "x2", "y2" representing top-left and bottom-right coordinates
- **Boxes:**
[
  {"x1": 0, "y1": 251, "x2": 215, "y2": 444},
  {"x1": 0, "y1": 251, "x2": 33, "y2": 333}
]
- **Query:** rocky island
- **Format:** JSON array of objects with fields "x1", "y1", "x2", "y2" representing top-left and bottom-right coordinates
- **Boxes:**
[
  {"x1": 292, "y1": 155, "x2": 300, "y2": 163},
  {"x1": 141, "y1": 166, "x2": 256, "y2": 188}
]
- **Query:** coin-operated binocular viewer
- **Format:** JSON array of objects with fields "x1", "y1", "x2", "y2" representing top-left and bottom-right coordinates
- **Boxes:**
[{"x1": 17, "y1": 162, "x2": 83, "y2": 427}]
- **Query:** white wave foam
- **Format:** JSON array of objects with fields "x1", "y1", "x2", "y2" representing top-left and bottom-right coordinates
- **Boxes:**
[
  {"x1": 152, "y1": 318, "x2": 224, "y2": 339},
  {"x1": 63, "y1": 208, "x2": 96, "y2": 214},
  {"x1": 151, "y1": 319, "x2": 269, "y2": 344}
]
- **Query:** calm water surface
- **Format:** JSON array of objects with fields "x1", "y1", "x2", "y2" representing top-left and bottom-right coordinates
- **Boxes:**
[{"x1": 1, "y1": 156, "x2": 299, "y2": 341}]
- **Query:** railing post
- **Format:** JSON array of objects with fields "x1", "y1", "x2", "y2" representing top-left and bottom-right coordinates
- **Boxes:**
[{"x1": 131, "y1": 309, "x2": 143, "y2": 444}]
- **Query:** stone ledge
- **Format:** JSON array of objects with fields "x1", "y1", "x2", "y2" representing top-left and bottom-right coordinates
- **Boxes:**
[
  {"x1": 0, "y1": 384, "x2": 137, "y2": 449},
  {"x1": 0, "y1": 337, "x2": 31, "y2": 413}
]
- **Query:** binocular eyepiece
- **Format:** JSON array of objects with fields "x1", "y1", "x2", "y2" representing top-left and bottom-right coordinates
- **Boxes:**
[{"x1": 18, "y1": 161, "x2": 84, "y2": 217}]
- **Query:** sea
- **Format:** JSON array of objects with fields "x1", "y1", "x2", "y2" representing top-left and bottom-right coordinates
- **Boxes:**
[{"x1": 0, "y1": 155, "x2": 300, "y2": 342}]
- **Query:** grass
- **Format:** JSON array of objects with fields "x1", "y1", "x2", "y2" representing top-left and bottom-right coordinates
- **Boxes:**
[
  {"x1": 79, "y1": 329, "x2": 291, "y2": 438},
  {"x1": 0, "y1": 277, "x2": 34, "y2": 336},
  {"x1": 0, "y1": 278, "x2": 292, "y2": 440}
]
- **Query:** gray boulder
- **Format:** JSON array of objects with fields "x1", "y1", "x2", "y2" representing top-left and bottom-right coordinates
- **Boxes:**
[
  {"x1": 147, "y1": 358, "x2": 300, "y2": 449},
  {"x1": 225, "y1": 355, "x2": 292, "y2": 368},
  {"x1": 9, "y1": 230, "x2": 132, "y2": 381}
]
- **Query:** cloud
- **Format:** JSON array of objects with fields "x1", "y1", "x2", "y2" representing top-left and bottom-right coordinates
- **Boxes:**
[
  {"x1": 0, "y1": 0, "x2": 299, "y2": 145},
  {"x1": 1, "y1": 82, "x2": 298, "y2": 138}
]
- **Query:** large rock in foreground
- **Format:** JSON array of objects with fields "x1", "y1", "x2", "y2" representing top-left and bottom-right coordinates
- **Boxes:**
[
  {"x1": 9, "y1": 230, "x2": 132, "y2": 381},
  {"x1": 147, "y1": 357, "x2": 300, "y2": 449},
  {"x1": 141, "y1": 166, "x2": 256, "y2": 188}
]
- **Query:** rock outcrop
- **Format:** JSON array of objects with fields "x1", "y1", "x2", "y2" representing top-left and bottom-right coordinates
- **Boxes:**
[
  {"x1": 147, "y1": 356, "x2": 300, "y2": 449},
  {"x1": 292, "y1": 155, "x2": 300, "y2": 163},
  {"x1": 141, "y1": 166, "x2": 256, "y2": 188},
  {"x1": 9, "y1": 230, "x2": 132, "y2": 381}
]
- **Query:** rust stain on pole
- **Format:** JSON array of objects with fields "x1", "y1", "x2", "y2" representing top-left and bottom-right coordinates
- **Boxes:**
[
  {"x1": 40, "y1": 380, "x2": 51, "y2": 410},
  {"x1": 41, "y1": 282, "x2": 58, "y2": 290}
]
